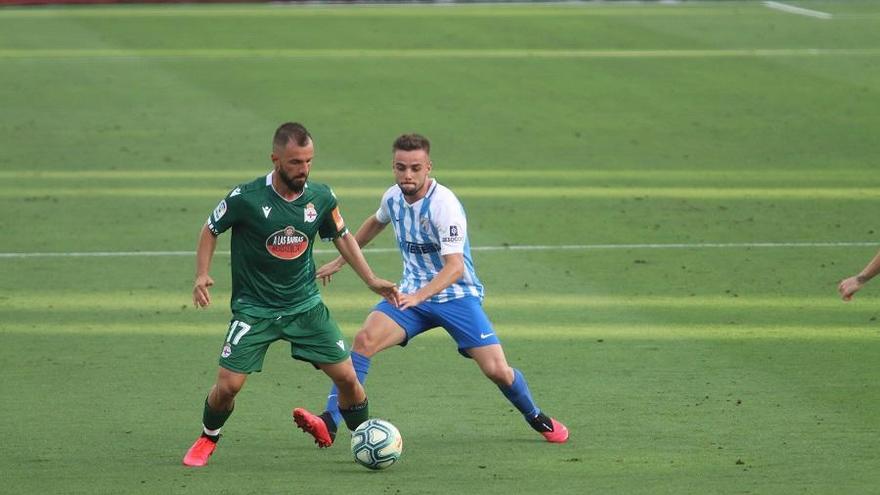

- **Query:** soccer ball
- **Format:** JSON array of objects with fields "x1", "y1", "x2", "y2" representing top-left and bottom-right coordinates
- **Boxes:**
[{"x1": 351, "y1": 419, "x2": 403, "y2": 470}]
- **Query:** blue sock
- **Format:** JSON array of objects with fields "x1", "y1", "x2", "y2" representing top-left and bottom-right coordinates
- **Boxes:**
[
  {"x1": 326, "y1": 351, "x2": 371, "y2": 428},
  {"x1": 498, "y1": 368, "x2": 541, "y2": 420}
]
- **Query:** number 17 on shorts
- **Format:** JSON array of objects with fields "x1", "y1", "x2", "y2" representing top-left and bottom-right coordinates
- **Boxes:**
[{"x1": 221, "y1": 320, "x2": 252, "y2": 358}]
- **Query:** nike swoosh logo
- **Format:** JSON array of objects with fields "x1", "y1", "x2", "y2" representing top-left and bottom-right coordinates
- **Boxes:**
[{"x1": 480, "y1": 333, "x2": 494, "y2": 339}]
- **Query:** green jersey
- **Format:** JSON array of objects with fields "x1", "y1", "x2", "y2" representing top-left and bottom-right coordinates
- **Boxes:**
[{"x1": 206, "y1": 173, "x2": 347, "y2": 318}]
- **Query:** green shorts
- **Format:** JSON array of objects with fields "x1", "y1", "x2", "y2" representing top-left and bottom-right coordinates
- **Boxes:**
[{"x1": 218, "y1": 302, "x2": 349, "y2": 374}]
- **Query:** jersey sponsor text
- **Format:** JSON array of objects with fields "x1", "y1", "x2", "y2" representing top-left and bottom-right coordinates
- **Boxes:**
[
  {"x1": 402, "y1": 241, "x2": 441, "y2": 254},
  {"x1": 266, "y1": 226, "x2": 309, "y2": 260}
]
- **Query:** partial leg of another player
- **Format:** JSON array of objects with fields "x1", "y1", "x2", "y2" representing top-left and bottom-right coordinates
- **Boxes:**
[
  {"x1": 183, "y1": 368, "x2": 247, "y2": 466},
  {"x1": 294, "y1": 358, "x2": 372, "y2": 447},
  {"x1": 467, "y1": 344, "x2": 569, "y2": 443},
  {"x1": 298, "y1": 311, "x2": 405, "y2": 447}
]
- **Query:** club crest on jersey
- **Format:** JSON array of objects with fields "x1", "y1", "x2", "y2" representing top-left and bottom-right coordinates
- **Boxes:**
[
  {"x1": 420, "y1": 217, "x2": 431, "y2": 233},
  {"x1": 304, "y1": 203, "x2": 318, "y2": 223},
  {"x1": 266, "y1": 226, "x2": 309, "y2": 260}
]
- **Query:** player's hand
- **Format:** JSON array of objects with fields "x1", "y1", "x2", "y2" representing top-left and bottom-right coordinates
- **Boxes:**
[
  {"x1": 367, "y1": 277, "x2": 400, "y2": 307},
  {"x1": 838, "y1": 276, "x2": 864, "y2": 301},
  {"x1": 193, "y1": 274, "x2": 214, "y2": 308},
  {"x1": 316, "y1": 258, "x2": 345, "y2": 286},
  {"x1": 398, "y1": 292, "x2": 426, "y2": 311}
]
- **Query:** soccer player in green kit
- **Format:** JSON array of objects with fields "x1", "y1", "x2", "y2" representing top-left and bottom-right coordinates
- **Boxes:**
[{"x1": 183, "y1": 123, "x2": 399, "y2": 467}]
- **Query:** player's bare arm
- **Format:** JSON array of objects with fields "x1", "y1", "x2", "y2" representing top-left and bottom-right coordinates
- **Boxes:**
[
  {"x1": 332, "y1": 232, "x2": 399, "y2": 306},
  {"x1": 317, "y1": 215, "x2": 388, "y2": 285},
  {"x1": 398, "y1": 253, "x2": 465, "y2": 310},
  {"x1": 193, "y1": 224, "x2": 218, "y2": 308},
  {"x1": 839, "y1": 249, "x2": 880, "y2": 301}
]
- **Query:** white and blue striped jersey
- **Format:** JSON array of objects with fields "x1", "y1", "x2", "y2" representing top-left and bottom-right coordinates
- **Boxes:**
[{"x1": 375, "y1": 180, "x2": 484, "y2": 303}]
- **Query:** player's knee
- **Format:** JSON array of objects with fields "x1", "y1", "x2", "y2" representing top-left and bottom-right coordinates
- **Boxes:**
[
  {"x1": 352, "y1": 330, "x2": 379, "y2": 357},
  {"x1": 482, "y1": 362, "x2": 514, "y2": 386}
]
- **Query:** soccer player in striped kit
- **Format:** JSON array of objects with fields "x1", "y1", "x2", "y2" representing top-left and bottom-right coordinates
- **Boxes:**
[{"x1": 292, "y1": 133, "x2": 568, "y2": 446}]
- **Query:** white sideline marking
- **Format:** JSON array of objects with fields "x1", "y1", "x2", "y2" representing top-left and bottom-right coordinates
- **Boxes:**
[
  {"x1": 1, "y1": 242, "x2": 877, "y2": 259},
  {"x1": 764, "y1": 1, "x2": 832, "y2": 20}
]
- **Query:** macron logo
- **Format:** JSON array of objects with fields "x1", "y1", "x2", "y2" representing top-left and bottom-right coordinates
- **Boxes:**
[
  {"x1": 336, "y1": 340, "x2": 345, "y2": 350},
  {"x1": 262, "y1": 206, "x2": 272, "y2": 218},
  {"x1": 229, "y1": 187, "x2": 241, "y2": 198}
]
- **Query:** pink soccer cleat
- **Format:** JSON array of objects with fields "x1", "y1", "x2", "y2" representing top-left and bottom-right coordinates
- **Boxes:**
[
  {"x1": 541, "y1": 418, "x2": 569, "y2": 444},
  {"x1": 293, "y1": 408, "x2": 334, "y2": 448},
  {"x1": 183, "y1": 435, "x2": 218, "y2": 467}
]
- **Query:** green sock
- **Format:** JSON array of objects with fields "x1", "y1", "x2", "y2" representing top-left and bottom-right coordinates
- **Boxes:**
[
  {"x1": 202, "y1": 398, "x2": 233, "y2": 432},
  {"x1": 339, "y1": 398, "x2": 369, "y2": 431}
]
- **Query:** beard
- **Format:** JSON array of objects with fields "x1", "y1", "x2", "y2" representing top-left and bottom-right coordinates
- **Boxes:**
[
  {"x1": 397, "y1": 181, "x2": 420, "y2": 197},
  {"x1": 279, "y1": 169, "x2": 307, "y2": 193}
]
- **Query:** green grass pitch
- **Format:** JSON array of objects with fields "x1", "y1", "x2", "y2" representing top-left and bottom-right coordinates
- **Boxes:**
[{"x1": 1, "y1": 1, "x2": 880, "y2": 493}]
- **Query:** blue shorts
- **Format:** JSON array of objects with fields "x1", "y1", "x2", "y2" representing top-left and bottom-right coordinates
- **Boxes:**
[{"x1": 374, "y1": 296, "x2": 501, "y2": 357}]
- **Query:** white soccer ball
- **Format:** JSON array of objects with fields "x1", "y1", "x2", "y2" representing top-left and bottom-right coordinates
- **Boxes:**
[{"x1": 350, "y1": 419, "x2": 403, "y2": 470}]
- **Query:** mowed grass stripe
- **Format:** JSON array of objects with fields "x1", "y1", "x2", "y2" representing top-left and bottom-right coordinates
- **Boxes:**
[
  {"x1": 4, "y1": 186, "x2": 880, "y2": 199},
  {"x1": 2, "y1": 293, "x2": 873, "y2": 311},
  {"x1": 2, "y1": 169, "x2": 876, "y2": 182},
  {"x1": 0, "y1": 4, "x2": 760, "y2": 19},
  {"x1": 1, "y1": 242, "x2": 878, "y2": 258},
  {"x1": 2, "y1": 48, "x2": 880, "y2": 60},
  {"x1": 1, "y1": 321, "x2": 874, "y2": 339}
]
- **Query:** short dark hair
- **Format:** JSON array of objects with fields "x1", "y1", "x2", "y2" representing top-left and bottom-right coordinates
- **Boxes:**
[
  {"x1": 392, "y1": 133, "x2": 430, "y2": 155},
  {"x1": 273, "y1": 122, "x2": 312, "y2": 150}
]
